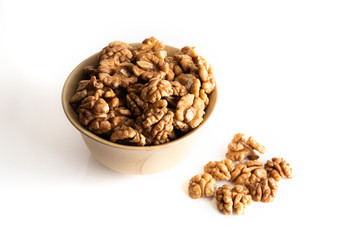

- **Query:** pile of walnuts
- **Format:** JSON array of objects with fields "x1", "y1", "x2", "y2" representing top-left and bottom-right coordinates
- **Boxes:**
[
  {"x1": 69, "y1": 37, "x2": 215, "y2": 146},
  {"x1": 188, "y1": 133, "x2": 293, "y2": 215}
]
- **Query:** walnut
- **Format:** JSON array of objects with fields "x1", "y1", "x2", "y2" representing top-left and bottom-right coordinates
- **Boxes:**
[
  {"x1": 174, "y1": 74, "x2": 201, "y2": 97},
  {"x1": 136, "y1": 104, "x2": 174, "y2": 145},
  {"x1": 69, "y1": 76, "x2": 105, "y2": 103},
  {"x1": 248, "y1": 177, "x2": 278, "y2": 203},
  {"x1": 215, "y1": 185, "x2": 233, "y2": 215},
  {"x1": 230, "y1": 161, "x2": 267, "y2": 186},
  {"x1": 132, "y1": 53, "x2": 170, "y2": 81},
  {"x1": 126, "y1": 91, "x2": 148, "y2": 117},
  {"x1": 232, "y1": 185, "x2": 252, "y2": 215},
  {"x1": 174, "y1": 47, "x2": 198, "y2": 74},
  {"x1": 174, "y1": 47, "x2": 215, "y2": 94},
  {"x1": 87, "y1": 118, "x2": 112, "y2": 134},
  {"x1": 175, "y1": 94, "x2": 205, "y2": 130},
  {"x1": 98, "y1": 41, "x2": 133, "y2": 73},
  {"x1": 133, "y1": 36, "x2": 166, "y2": 58},
  {"x1": 110, "y1": 125, "x2": 146, "y2": 146},
  {"x1": 98, "y1": 62, "x2": 138, "y2": 88},
  {"x1": 265, "y1": 158, "x2": 293, "y2": 182},
  {"x1": 171, "y1": 80, "x2": 188, "y2": 97},
  {"x1": 77, "y1": 96, "x2": 109, "y2": 126},
  {"x1": 226, "y1": 133, "x2": 265, "y2": 162},
  {"x1": 188, "y1": 173, "x2": 217, "y2": 199},
  {"x1": 194, "y1": 56, "x2": 216, "y2": 94},
  {"x1": 204, "y1": 159, "x2": 234, "y2": 181},
  {"x1": 107, "y1": 106, "x2": 133, "y2": 129},
  {"x1": 140, "y1": 78, "x2": 173, "y2": 103}
]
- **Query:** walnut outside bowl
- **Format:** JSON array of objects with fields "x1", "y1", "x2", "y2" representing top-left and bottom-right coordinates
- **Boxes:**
[{"x1": 61, "y1": 43, "x2": 217, "y2": 174}]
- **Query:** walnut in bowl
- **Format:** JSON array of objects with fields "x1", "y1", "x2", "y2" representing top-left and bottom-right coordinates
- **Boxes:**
[{"x1": 62, "y1": 37, "x2": 217, "y2": 174}]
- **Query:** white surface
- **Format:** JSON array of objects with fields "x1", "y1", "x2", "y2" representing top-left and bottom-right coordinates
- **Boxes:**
[{"x1": 0, "y1": 0, "x2": 359, "y2": 239}]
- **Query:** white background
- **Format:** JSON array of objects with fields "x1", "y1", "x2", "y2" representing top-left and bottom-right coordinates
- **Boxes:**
[{"x1": 1, "y1": 0, "x2": 359, "y2": 239}]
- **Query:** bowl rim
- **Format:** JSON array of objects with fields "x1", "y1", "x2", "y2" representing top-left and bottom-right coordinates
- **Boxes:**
[{"x1": 61, "y1": 44, "x2": 217, "y2": 151}]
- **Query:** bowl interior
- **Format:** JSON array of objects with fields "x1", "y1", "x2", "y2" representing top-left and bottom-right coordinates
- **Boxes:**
[{"x1": 61, "y1": 43, "x2": 217, "y2": 151}]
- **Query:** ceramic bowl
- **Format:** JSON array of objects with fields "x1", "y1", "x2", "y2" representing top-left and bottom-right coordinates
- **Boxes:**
[{"x1": 61, "y1": 43, "x2": 217, "y2": 174}]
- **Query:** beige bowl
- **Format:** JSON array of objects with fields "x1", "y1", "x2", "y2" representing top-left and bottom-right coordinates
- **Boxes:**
[{"x1": 61, "y1": 43, "x2": 217, "y2": 174}]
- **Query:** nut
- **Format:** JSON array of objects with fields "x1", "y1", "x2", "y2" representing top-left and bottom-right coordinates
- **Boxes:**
[
  {"x1": 98, "y1": 41, "x2": 133, "y2": 73},
  {"x1": 175, "y1": 94, "x2": 205, "y2": 130},
  {"x1": 136, "y1": 103, "x2": 174, "y2": 145},
  {"x1": 174, "y1": 73, "x2": 201, "y2": 97},
  {"x1": 265, "y1": 157, "x2": 293, "y2": 182},
  {"x1": 140, "y1": 78, "x2": 173, "y2": 103},
  {"x1": 70, "y1": 37, "x2": 215, "y2": 146},
  {"x1": 110, "y1": 125, "x2": 146, "y2": 146},
  {"x1": 133, "y1": 36, "x2": 166, "y2": 58},
  {"x1": 226, "y1": 133, "x2": 265, "y2": 162},
  {"x1": 232, "y1": 185, "x2": 252, "y2": 215},
  {"x1": 215, "y1": 185, "x2": 233, "y2": 215},
  {"x1": 248, "y1": 177, "x2": 278, "y2": 203},
  {"x1": 230, "y1": 161, "x2": 267, "y2": 186},
  {"x1": 98, "y1": 62, "x2": 138, "y2": 88},
  {"x1": 132, "y1": 52, "x2": 169, "y2": 81},
  {"x1": 188, "y1": 173, "x2": 217, "y2": 199},
  {"x1": 204, "y1": 159, "x2": 234, "y2": 181}
]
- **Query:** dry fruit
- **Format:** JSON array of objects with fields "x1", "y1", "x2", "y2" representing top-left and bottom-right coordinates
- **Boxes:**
[
  {"x1": 216, "y1": 185, "x2": 251, "y2": 215},
  {"x1": 248, "y1": 177, "x2": 278, "y2": 203},
  {"x1": 175, "y1": 94, "x2": 205, "y2": 130},
  {"x1": 188, "y1": 173, "x2": 217, "y2": 199},
  {"x1": 265, "y1": 157, "x2": 293, "y2": 181},
  {"x1": 70, "y1": 37, "x2": 215, "y2": 146},
  {"x1": 204, "y1": 159, "x2": 234, "y2": 181},
  {"x1": 226, "y1": 133, "x2": 265, "y2": 162},
  {"x1": 215, "y1": 185, "x2": 233, "y2": 215}
]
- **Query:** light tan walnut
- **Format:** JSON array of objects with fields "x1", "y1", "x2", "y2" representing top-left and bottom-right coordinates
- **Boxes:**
[
  {"x1": 171, "y1": 80, "x2": 188, "y2": 97},
  {"x1": 98, "y1": 62, "x2": 138, "y2": 88},
  {"x1": 226, "y1": 133, "x2": 265, "y2": 162},
  {"x1": 126, "y1": 92, "x2": 148, "y2": 117},
  {"x1": 232, "y1": 185, "x2": 252, "y2": 215},
  {"x1": 77, "y1": 96, "x2": 109, "y2": 126},
  {"x1": 136, "y1": 104, "x2": 174, "y2": 145},
  {"x1": 132, "y1": 53, "x2": 169, "y2": 81},
  {"x1": 194, "y1": 56, "x2": 216, "y2": 94},
  {"x1": 69, "y1": 76, "x2": 104, "y2": 103},
  {"x1": 98, "y1": 41, "x2": 133, "y2": 73},
  {"x1": 174, "y1": 47, "x2": 216, "y2": 94},
  {"x1": 216, "y1": 185, "x2": 233, "y2": 215},
  {"x1": 265, "y1": 157, "x2": 293, "y2": 182},
  {"x1": 230, "y1": 162, "x2": 267, "y2": 186},
  {"x1": 107, "y1": 106, "x2": 133, "y2": 129},
  {"x1": 174, "y1": 46, "x2": 198, "y2": 74},
  {"x1": 175, "y1": 94, "x2": 205, "y2": 130},
  {"x1": 140, "y1": 78, "x2": 173, "y2": 103},
  {"x1": 174, "y1": 74, "x2": 201, "y2": 97},
  {"x1": 248, "y1": 177, "x2": 278, "y2": 203},
  {"x1": 188, "y1": 173, "x2": 217, "y2": 199},
  {"x1": 204, "y1": 159, "x2": 234, "y2": 181},
  {"x1": 110, "y1": 125, "x2": 146, "y2": 146},
  {"x1": 133, "y1": 36, "x2": 166, "y2": 58}
]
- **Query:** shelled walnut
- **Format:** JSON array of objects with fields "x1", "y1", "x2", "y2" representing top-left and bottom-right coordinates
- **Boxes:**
[
  {"x1": 204, "y1": 159, "x2": 234, "y2": 181},
  {"x1": 70, "y1": 37, "x2": 215, "y2": 146},
  {"x1": 232, "y1": 185, "x2": 252, "y2": 215},
  {"x1": 216, "y1": 185, "x2": 251, "y2": 215},
  {"x1": 230, "y1": 162, "x2": 267, "y2": 186},
  {"x1": 110, "y1": 125, "x2": 146, "y2": 146},
  {"x1": 248, "y1": 177, "x2": 278, "y2": 203},
  {"x1": 265, "y1": 158, "x2": 293, "y2": 182},
  {"x1": 175, "y1": 94, "x2": 205, "y2": 130},
  {"x1": 226, "y1": 133, "x2": 265, "y2": 162},
  {"x1": 188, "y1": 173, "x2": 217, "y2": 199},
  {"x1": 216, "y1": 185, "x2": 233, "y2": 215}
]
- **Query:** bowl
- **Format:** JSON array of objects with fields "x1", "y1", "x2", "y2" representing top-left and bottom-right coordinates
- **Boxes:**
[{"x1": 61, "y1": 43, "x2": 217, "y2": 174}]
